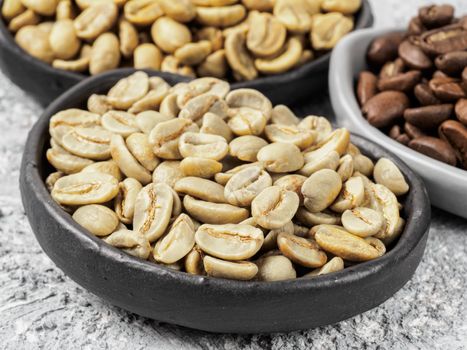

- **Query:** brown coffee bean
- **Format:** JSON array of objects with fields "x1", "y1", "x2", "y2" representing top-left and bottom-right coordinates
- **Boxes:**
[
  {"x1": 389, "y1": 125, "x2": 402, "y2": 139},
  {"x1": 419, "y1": 5, "x2": 454, "y2": 29},
  {"x1": 403, "y1": 104, "x2": 453, "y2": 129},
  {"x1": 420, "y1": 24, "x2": 467, "y2": 55},
  {"x1": 379, "y1": 58, "x2": 405, "y2": 79},
  {"x1": 377, "y1": 70, "x2": 421, "y2": 92},
  {"x1": 455, "y1": 99, "x2": 467, "y2": 125},
  {"x1": 414, "y1": 83, "x2": 441, "y2": 106},
  {"x1": 362, "y1": 91, "x2": 410, "y2": 128},
  {"x1": 398, "y1": 40, "x2": 432, "y2": 70},
  {"x1": 429, "y1": 77, "x2": 466, "y2": 101},
  {"x1": 463, "y1": 67, "x2": 467, "y2": 83},
  {"x1": 404, "y1": 122, "x2": 426, "y2": 139},
  {"x1": 408, "y1": 16, "x2": 426, "y2": 36},
  {"x1": 356, "y1": 71, "x2": 377, "y2": 106},
  {"x1": 366, "y1": 32, "x2": 404, "y2": 66},
  {"x1": 435, "y1": 51, "x2": 467, "y2": 76},
  {"x1": 396, "y1": 134, "x2": 410, "y2": 146},
  {"x1": 408, "y1": 136, "x2": 457, "y2": 166},
  {"x1": 439, "y1": 120, "x2": 467, "y2": 169}
]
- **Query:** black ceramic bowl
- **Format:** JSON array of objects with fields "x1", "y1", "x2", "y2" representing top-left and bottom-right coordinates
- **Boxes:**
[
  {"x1": 19, "y1": 69, "x2": 430, "y2": 333},
  {"x1": 0, "y1": 0, "x2": 373, "y2": 106}
]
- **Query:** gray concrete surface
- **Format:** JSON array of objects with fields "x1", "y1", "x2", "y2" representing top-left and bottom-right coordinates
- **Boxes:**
[{"x1": 0, "y1": 1, "x2": 466, "y2": 349}]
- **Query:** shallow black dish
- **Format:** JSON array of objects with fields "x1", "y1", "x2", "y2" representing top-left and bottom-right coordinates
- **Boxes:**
[
  {"x1": 0, "y1": 0, "x2": 373, "y2": 106},
  {"x1": 20, "y1": 69, "x2": 430, "y2": 334}
]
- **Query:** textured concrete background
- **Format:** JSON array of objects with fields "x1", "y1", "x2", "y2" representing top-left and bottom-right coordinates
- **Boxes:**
[{"x1": 1, "y1": 1, "x2": 466, "y2": 349}]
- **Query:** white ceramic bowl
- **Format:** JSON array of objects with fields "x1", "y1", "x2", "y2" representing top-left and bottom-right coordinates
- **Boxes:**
[{"x1": 329, "y1": 27, "x2": 467, "y2": 219}]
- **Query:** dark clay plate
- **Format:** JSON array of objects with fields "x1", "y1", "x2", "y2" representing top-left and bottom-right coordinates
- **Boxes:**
[
  {"x1": 19, "y1": 69, "x2": 431, "y2": 333},
  {"x1": 0, "y1": 0, "x2": 373, "y2": 106}
]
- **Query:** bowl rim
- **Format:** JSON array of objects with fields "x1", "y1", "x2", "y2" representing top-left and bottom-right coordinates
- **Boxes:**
[
  {"x1": 0, "y1": 0, "x2": 373, "y2": 88},
  {"x1": 329, "y1": 27, "x2": 467, "y2": 182},
  {"x1": 21, "y1": 67, "x2": 431, "y2": 294}
]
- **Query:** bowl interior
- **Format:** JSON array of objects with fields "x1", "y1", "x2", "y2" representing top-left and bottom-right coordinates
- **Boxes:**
[{"x1": 26, "y1": 68, "x2": 430, "y2": 290}]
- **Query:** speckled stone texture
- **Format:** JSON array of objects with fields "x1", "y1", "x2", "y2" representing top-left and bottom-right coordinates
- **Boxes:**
[{"x1": 1, "y1": 1, "x2": 466, "y2": 349}]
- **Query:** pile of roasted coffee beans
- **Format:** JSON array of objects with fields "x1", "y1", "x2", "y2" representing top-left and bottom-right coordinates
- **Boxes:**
[
  {"x1": 356, "y1": 4, "x2": 467, "y2": 169},
  {"x1": 2, "y1": 0, "x2": 361, "y2": 80},
  {"x1": 45, "y1": 72, "x2": 409, "y2": 282}
]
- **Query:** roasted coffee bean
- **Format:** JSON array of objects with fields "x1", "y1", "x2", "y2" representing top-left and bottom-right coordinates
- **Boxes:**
[
  {"x1": 362, "y1": 91, "x2": 410, "y2": 128},
  {"x1": 419, "y1": 4, "x2": 454, "y2": 28},
  {"x1": 356, "y1": 71, "x2": 378, "y2": 106},
  {"x1": 438, "y1": 120, "x2": 467, "y2": 168},
  {"x1": 414, "y1": 83, "x2": 441, "y2": 106},
  {"x1": 396, "y1": 134, "x2": 410, "y2": 146},
  {"x1": 420, "y1": 24, "x2": 467, "y2": 55},
  {"x1": 366, "y1": 32, "x2": 404, "y2": 66},
  {"x1": 455, "y1": 99, "x2": 467, "y2": 125},
  {"x1": 408, "y1": 136, "x2": 457, "y2": 166},
  {"x1": 379, "y1": 58, "x2": 405, "y2": 79},
  {"x1": 403, "y1": 104, "x2": 453, "y2": 129},
  {"x1": 429, "y1": 77, "x2": 466, "y2": 101},
  {"x1": 435, "y1": 51, "x2": 467, "y2": 75},
  {"x1": 408, "y1": 16, "x2": 426, "y2": 35},
  {"x1": 377, "y1": 71, "x2": 421, "y2": 92},
  {"x1": 398, "y1": 40, "x2": 433, "y2": 70},
  {"x1": 389, "y1": 125, "x2": 402, "y2": 139},
  {"x1": 404, "y1": 122, "x2": 426, "y2": 139}
]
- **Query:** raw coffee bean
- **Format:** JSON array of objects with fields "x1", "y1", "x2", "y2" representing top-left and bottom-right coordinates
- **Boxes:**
[
  {"x1": 429, "y1": 77, "x2": 466, "y2": 101},
  {"x1": 404, "y1": 122, "x2": 426, "y2": 139},
  {"x1": 195, "y1": 224, "x2": 264, "y2": 261},
  {"x1": 104, "y1": 229, "x2": 152, "y2": 260},
  {"x1": 398, "y1": 40, "x2": 432, "y2": 70},
  {"x1": 373, "y1": 158, "x2": 409, "y2": 196},
  {"x1": 256, "y1": 255, "x2": 296, "y2": 282},
  {"x1": 419, "y1": 4, "x2": 454, "y2": 28},
  {"x1": 414, "y1": 83, "x2": 441, "y2": 106},
  {"x1": 362, "y1": 91, "x2": 410, "y2": 128},
  {"x1": 435, "y1": 51, "x2": 467, "y2": 76},
  {"x1": 203, "y1": 256, "x2": 258, "y2": 281},
  {"x1": 277, "y1": 233, "x2": 327, "y2": 268},
  {"x1": 377, "y1": 70, "x2": 421, "y2": 92},
  {"x1": 356, "y1": 71, "x2": 378, "y2": 106},
  {"x1": 438, "y1": 120, "x2": 467, "y2": 169},
  {"x1": 408, "y1": 136, "x2": 457, "y2": 166},
  {"x1": 455, "y1": 99, "x2": 467, "y2": 125},
  {"x1": 366, "y1": 32, "x2": 404, "y2": 66},
  {"x1": 72, "y1": 204, "x2": 119, "y2": 237},
  {"x1": 403, "y1": 104, "x2": 453, "y2": 129}
]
